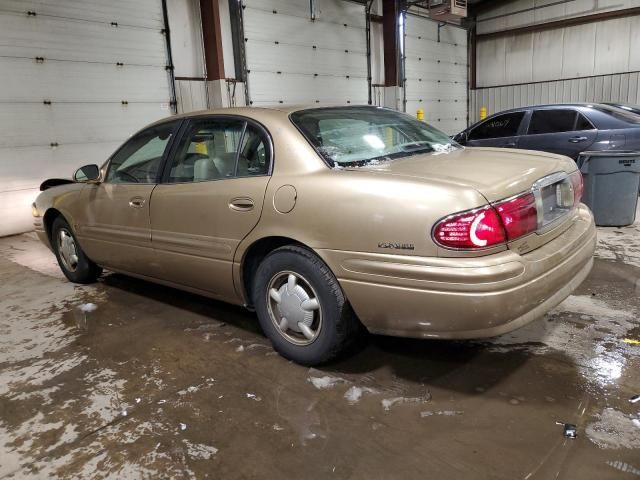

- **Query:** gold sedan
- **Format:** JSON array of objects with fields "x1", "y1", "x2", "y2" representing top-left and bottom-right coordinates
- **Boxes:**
[{"x1": 33, "y1": 106, "x2": 596, "y2": 365}]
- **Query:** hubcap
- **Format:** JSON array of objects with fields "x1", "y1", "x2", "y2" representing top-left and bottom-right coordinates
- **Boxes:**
[
  {"x1": 58, "y1": 228, "x2": 79, "y2": 272},
  {"x1": 266, "y1": 271, "x2": 322, "y2": 346}
]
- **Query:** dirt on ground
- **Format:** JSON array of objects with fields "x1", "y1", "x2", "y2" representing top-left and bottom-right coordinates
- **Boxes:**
[{"x1": 0, "y1": 220, "x2": 639, "y2": 479}]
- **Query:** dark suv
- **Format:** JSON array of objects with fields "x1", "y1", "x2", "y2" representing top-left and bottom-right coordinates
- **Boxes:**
[{"x1": 454, "y1": 103, "x2": 640, "y2": 159}]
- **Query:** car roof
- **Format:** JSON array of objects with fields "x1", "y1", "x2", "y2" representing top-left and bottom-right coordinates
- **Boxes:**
[
  {"x1": 490, "y1": 103, "x2": 612, "y2": 114},
  {"x1": 146, "y1": 104, "x2": 381, "y2": 128}
]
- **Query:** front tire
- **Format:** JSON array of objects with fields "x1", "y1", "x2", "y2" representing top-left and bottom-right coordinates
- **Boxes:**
[
  {"x1": 253, "y1": 245, "x2": 360, "y2": 365},
  {"x1": 51, "y1": 216, "x2": 102, "y2": 284}
]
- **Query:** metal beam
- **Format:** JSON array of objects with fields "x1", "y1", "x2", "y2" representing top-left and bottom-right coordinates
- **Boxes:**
[
  {"x1": 476, "y1": 6, "x2": 640, "y2": 40},
  {"x1": 469, "y1": 25, "x2": 476, "y2": 90},
  {"x1": 383, "y1": 0, "x2": 400, "y2": 87},
  {"x1": 200, "y1": 0, "x2": 225, "y2": 80},
  {"x1": 161, "y1": 0, "x2": 177, "y2": 113}
]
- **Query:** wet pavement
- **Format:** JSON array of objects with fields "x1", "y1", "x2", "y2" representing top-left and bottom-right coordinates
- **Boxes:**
[{"x1": 0, "y1": 218, "x2": 639, "y2": 479}]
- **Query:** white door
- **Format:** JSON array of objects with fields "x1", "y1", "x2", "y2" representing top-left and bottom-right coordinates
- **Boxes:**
[
  {"x1": 242, "y1": 0, "x2": 368, "y2": 106},
  {"x1": 404, "y1": 14, "x2": 468, "y2": 135},
  {"x1": 0, "y1": 0, "x2": 173, "y2": 236}
]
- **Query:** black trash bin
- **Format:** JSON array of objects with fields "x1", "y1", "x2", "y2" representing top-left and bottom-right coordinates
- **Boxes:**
[{"x1": 577, "y1": 151, "x2": 640, "y2": 227}]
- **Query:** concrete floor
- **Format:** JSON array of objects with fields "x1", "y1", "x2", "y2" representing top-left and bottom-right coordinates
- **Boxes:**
[{"x1": 0, "y1": 218, "x2": 639, "y2": 479}]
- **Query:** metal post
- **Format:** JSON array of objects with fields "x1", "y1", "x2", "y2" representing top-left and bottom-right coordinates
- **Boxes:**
[
  {"x1": 366, "y1": 0, "x2": 374, "y2": 105},
  {"x1": 161, "y1": 0, "x2": 177, "y2": 114}
]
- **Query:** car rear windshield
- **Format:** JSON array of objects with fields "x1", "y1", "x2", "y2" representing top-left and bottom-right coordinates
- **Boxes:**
[
  {"x1": 592, "y1": 105, "x2": 640, "y2": 124},
  {"x1": 290, "y1": 107, "x2": 458, "y2": 167}
]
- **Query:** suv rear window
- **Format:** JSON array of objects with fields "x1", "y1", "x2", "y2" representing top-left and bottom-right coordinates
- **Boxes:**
[{"x1": 528, "y1": 109, "x2": 577, "y2": 135}]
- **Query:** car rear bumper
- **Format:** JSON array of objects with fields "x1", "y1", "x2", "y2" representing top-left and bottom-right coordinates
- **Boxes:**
[{"x1": 318, "y1": 204, "x2": 596, "y2": 339}]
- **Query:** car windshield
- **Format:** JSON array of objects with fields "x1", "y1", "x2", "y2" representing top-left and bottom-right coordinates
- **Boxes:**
[{"x1": 290, "y1": 107, "x2": 459, "y2": 167}]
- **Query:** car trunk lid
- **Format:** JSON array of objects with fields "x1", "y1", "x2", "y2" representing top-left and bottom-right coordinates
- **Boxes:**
[
  {"x1": 350, "y1": 147, "x2": 574, "y2": 202},
  {"x1": 349, "y1": 146, "x2": 580, "y2": 254}
]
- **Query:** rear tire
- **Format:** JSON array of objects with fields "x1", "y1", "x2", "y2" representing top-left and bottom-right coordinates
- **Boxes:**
[
  {"x1": 253, "y1": 245, "x2": 360, "y2": 365},
  {"x1": 51, "y1": 216, "x2": 102, "y2": 284}
]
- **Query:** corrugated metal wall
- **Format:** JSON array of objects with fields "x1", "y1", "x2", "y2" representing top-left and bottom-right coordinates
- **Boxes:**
[
  {"x1": 471, "y1": 0, "x2": 640, "y2": 123},
  {"x1": 476, "y1": 0, "x2": 639, "y2": 35},
  {"x1": 476, "y1": 14, "x2": 640, "y2": 88},
  {"x1": 471, "y1": 71, "x2": 640, "y2": 122}
]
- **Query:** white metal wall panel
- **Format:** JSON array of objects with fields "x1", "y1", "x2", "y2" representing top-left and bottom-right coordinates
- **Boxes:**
[
  {"x1": 471, "y1": 71, "x2": 640, "y2": 123},
  {"x1": 560, "y1": 22, "x2": 596, "y2": 79},
  {"x1": 0, "y1": 0, "x2": 172, "y2": 236},
  {"x1": 476, "y1": 14, "x2": 640, "y2": 88},
  {"x1": 630, "y1": 15, "x2": 640, "y2": 71},
  {"x1": 242, "y1": 0, "x2": 368, "y2": 105},
  {"x1": 505, "y1": 34, "x2": 533, "y2": 85},
  {"x1": 404, "y1": 15, "x2": 468, "y2": 135},
  {"x1": 0, "y1": 0, "x2": 165, "y2": 29},
  {"x1": 477, "y1": 0, "x2": 639, "y2": 35},
  {"x1": 0, "y1": 14, "x2": 168, "y2": 65},
  {"x1": 166, "y1": 0, "x2": 206, "y2": 78},
  {"x1": 0, "y1": 58, "x2": 168, "y2": 103},
  {"x1": 175, "y1": 79, "x2": 208, "y2": 113},
  {"x1": 0, "y1": 103, "x2": 171, "y2": 149},
  {"x1": 593, "y1": 17, "x2": 631, "y2": 76}
]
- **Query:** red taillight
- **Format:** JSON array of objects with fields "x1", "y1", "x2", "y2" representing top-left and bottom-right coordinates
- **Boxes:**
[
  {"x1": 494, "y1": 192, "x2": 538, "y2": 240},
  {"x1": 434, "y1": 192, "x2": 540, "y2": 250},
  {"x1": 433, "y1": 206, "x2": 506, "y2": 249},
  {"x1": 569, "y1": 170, "x2": 583, "y2": 206}
]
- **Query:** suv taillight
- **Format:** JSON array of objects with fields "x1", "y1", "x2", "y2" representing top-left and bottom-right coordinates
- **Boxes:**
[{"x1": 434, "y1": 192, "x2": 539, "y2": 249}]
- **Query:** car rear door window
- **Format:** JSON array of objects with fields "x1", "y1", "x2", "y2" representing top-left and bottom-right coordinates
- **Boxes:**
[
  {"x1": 167, "y1": 119, "x2": 270, "y2": 183},
  {"x1": 527, "y1": 109, "x2": 577, "y2": 135},
  {"x1": 468, "y1": 112, "x2": 524, "y2": 140},
  {"x1": 236, "y1": 125, "x2": 270, "y2": 177},
  {"x1": 168, "y1": 120, "x2": 244, "y2": 183}
]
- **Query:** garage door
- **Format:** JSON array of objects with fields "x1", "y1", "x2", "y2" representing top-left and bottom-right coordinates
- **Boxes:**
[
  {"x1": 242, "y1": 0, "x2": 368, "y2": 106},
  {"x1": 404, "y1": 14, "x2": 468, "y2": 135},
  {"x1": 0, "y1": 0, "x2": 173, "y2": 237}
]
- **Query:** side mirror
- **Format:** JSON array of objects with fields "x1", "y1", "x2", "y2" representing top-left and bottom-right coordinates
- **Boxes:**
[
  {"x1": 73, "y1": 164, "x2": 100, "y2": 182},
  {"x1": 453, "y1": 131, "x2": 468, "y2": 145}
]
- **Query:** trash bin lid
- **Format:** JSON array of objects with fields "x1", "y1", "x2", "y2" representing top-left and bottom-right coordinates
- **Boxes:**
[
  {"x1": 577, "y1": 150, "x2": 640, "y2": 174},
  {"x1": 578, "y1": 150, "x2": 640, "y2": 157}
]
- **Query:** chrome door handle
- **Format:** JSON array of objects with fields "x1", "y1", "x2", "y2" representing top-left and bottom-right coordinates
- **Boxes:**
[
  {"x1": 569, "y1": 136, "x2": 588, "y2": 143},
  {"x1": 129, "y1": 197, "x2": 145, "y2": 208},
  {"x1": 504, "y1": 142, "x2": 517, "y2": 147},
  {"x1": 229, "y1": 197, "x2": 255, "y2": 211}
]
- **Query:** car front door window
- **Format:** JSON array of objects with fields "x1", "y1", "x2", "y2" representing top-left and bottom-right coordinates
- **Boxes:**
[
  {"x1": 107, "y1": 123, "x2": 175, "y2": 184},
  {"x1": 468, "y1": 112, "x2": 525, "y2": 141},
  {"x1": 78, "y1": 121, "x2": 177, "y2": 276}
]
